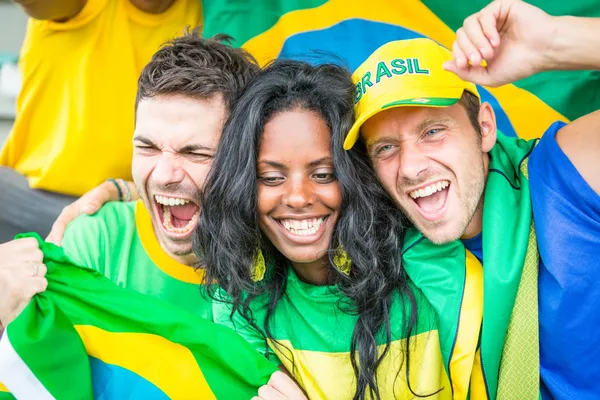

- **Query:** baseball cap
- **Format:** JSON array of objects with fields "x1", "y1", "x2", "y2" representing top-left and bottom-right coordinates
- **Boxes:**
[{"x1": 344, "y1": 38, "x2": 480, "y2": 150}]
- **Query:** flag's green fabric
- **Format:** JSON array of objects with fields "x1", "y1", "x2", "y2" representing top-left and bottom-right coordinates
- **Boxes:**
[
  {"x1": 0, "y1": 233, "x2": 277, "y2": 400},
  {"x1": 402, "y1": 134, "x2": 539, "y2": 400},
  {"x1": 202, "y1": 0, "x2": 600, "y2": 140}
]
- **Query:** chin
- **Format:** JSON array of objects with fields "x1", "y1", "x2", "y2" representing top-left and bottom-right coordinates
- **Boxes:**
[
  {"x1": 283, "y1": 247, "x2": 327, "y2": 264},
  {"x1": 417, "y1": 221, "x2": 464, "y2": 245}
]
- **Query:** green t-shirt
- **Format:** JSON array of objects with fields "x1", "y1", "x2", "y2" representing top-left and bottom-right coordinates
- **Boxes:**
[
  {"x1": 62, "y1": 200, "x2": 212, "y2": 320},
  {"x1": 214, "y1": 268, "x2": 451, "y2": 399}
]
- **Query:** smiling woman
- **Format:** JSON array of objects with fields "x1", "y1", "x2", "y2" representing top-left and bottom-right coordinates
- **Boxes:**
[{"x1": 196, "y1": 60, "x2": 451, "y2": 399}]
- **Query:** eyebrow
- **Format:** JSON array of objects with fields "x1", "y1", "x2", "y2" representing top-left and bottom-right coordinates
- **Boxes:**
[
  {"x1": 258, "y1": 160, "x2": 287, "y2": 169},
  {"x1": 179, "y1": 144, "x2": 215, "y2": 153},
  {"x1": 415, "y1": 116, "x2": 453, "y2": 132},
  {"x1": 366, "y1": 136, "x2": 398, "y2": 149},
  {"x1": 365, "y1": 116, "x2": 453, "y2": 149},
  {"x1": 308, "y1": 156, "x2": 333, "y2": 167},
  {"x1": 133, "y1": 136, "x2": 215, "y2": 153},
  {"x1": 133, "y1": 136, "x2": 156, "y2": 147},
  {"x1": 258, "y1": 156, "x2": 333, "y2": 170}
]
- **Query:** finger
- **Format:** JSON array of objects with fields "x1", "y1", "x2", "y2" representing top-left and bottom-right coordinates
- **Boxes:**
[
  {"x1": 8, "y1": 246, "x2": 44, "y2": 264},
  {"x1": 34, "y1": 263, "x2": 47, "y2": 278},
  {"x1": 450, "y1": 64, "x2": 494, "y2": 87},
  {"x1": 442, "y1": 59, "x2": 459, "y2": 74},
  {"x1": 0, "y1": 240, "x2": 43, "y2": 264},
  {"x1": 45, "y1": 229, "x2": 62, "y2": 246},
  {"x1": 5, "y1": 237, "x2": 39, "y2": 251},
  {"x1": 257, "y1": 385, "x2": 286, "y2": 400},
  {"x1": 478, "y1": 7, "x2": 501, "y2": 47},
  {"x1": 80, "y1": 200, "x2": 101, "y2": 215},
  {"x1": 463, "y1": 14, "x2": 495, "y2": 60},
  {"x1": 451, "y1": 40, "x2": 468, "y2": 69},
  {"x1": 4, "y1": 274, "x2": 48, "y2": 304},
  {"x1": 268, "y1": 372, "x2": 306, "y2": 398},
  {"x1": 29, "y1": 276, "x2": 48, "y2": 296},
  {"x1": 46, "y1": 218, "x2": 68, "y2": 245},
  {"x1": 46, "y1": 206, "x2": 79, "y2": 245},
  {"x1": 456, "y1": 27, "x2": 482, "y2": 66}
]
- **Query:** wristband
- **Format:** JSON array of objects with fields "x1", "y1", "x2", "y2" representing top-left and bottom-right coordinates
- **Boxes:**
[
  {"x1": 119, "y1": 179, "x2": 132, "y2": 202},
  {"x1": 107, "y1": 178, "x2": 124, "y2": 202}
]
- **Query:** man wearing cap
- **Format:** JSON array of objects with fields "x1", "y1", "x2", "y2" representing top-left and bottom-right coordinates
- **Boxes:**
[{"x1": 344, "y1": 1, "x2": 600, "y2": 399}]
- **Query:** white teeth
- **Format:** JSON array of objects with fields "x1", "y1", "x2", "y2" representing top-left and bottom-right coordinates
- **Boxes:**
[
  {"x1": 155, "y1": 195, "x2": 197, "y2": 234},
  {"x1": 409, "y1": 180, "x2": 450, "y2": 199},
  {"x1": 162, "y1": 206, "x2": 199, "y2": 234},
  {"x1": 154, "y1": 195, "x2": 191, "y2": 206},
  {"x1": 280, "y1": 217, "x2": 325, "y2": 236}
]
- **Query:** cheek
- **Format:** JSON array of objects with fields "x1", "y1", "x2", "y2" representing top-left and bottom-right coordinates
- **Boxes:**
[
  {"x1": 257, "y1": 186, "x2": 280, "y2": 221},
  {"x1": 374, "y1": 160, "x2": 398, "y2": 192},
  {"x1": 188, "y1": 163, "x2": 213, "y2": 189},
  {"x1": 320, "y1": 184, "x2": 343, "y2": 213},
  {"x1": 131, "y1": 157, "x2": 152, "y2": 185}
]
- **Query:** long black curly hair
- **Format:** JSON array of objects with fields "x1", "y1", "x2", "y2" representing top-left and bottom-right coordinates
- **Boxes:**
[{"x1": 195, "y1": 59, "x2": 420, "y2": 400}]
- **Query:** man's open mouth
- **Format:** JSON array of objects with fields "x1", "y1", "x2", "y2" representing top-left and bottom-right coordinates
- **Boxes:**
[
  {"x1": 409, "y1": 180, "x2": 450, "y2": 220},
  {"x1": 154, "y1": 195, "x2": 200, "y2": 235}
]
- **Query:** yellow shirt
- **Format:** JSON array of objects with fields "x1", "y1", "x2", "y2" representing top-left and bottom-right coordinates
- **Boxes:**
[{"x1": 0, "y1": 0, "x2": 201, "y2": 195}]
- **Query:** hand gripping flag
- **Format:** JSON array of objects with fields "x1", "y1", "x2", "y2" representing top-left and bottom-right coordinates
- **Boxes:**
[{"x1": 0, "y1": 234, "x2": 277, "y2": 400}]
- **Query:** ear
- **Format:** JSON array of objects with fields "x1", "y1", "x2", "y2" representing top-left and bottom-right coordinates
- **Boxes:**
[{"x1": 478, "y1": 102, "x2": 497, "y2": 153}]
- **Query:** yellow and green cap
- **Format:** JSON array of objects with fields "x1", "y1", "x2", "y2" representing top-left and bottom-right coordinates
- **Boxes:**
[{"x1": 344, "y1": 38, "x2": 480, "y2": 150}]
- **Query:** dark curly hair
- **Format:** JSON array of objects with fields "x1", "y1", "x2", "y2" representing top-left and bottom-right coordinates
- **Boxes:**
[{"x1": 195, "y1": 59, "x2": 420, "y2": 400}]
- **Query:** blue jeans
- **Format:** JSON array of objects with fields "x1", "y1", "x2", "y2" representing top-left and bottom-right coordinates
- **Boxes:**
[{"x1": 0, "y1": 167, "x2": 76, "y2": 243}]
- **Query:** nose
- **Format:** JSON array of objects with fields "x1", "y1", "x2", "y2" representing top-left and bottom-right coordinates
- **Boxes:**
[
  {"x1": 152, "y1": 153, "x2": 185, "y2": 186},
  {"x1": 282, "y1": 175, "x2": 315, "y2": 210},
  {"x1": 397, "y1": 142, "x2": 429, "y2": 181}
]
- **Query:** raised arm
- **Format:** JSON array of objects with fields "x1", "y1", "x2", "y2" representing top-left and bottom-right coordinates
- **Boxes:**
[
  {"x1": 445, "y1": 0, "x2": 600, "y2": 194},
  {"x1": 13, "y1": 0, "x2": 86, "y2": 21},
  {"x1": 443, "y1": 0, "x2": 600, "y2": 87}
]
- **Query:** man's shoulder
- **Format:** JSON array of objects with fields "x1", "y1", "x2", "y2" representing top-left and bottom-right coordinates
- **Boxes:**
[
  {"x1": 62, "y1": 202, "x2": 138, "y2": 271},
  {"x1": 62, "y1": 202, "x2": 137, "y2": 252},
  {"x1": 67, "y1": 201, "x2": 136, "y2": 233}
]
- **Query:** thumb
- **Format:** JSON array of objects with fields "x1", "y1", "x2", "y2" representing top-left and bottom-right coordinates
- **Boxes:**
[
  {"x1": 443, "y1": 61, "x2": 491, "y2": 86},
  {"x1": 46, "y1": 224, "x2": 64, "y2": 246}
]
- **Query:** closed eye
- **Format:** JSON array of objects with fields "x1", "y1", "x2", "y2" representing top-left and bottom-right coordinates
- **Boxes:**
[
  {"x1": 259, "y1": 175, "x2": 285, "y2": 186},
  {"x1": 135, "y1": 145, "x2": 158, "y2": 154},
  {"x1": 312, "y1": 172, "x2": 335, "y2": 183},
  {"x1": 186, "y1": 152, "x2": 213, "y2": 160}
]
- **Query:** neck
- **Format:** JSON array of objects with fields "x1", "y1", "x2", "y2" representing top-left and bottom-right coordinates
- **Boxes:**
[
  {"x1": 291, "y1": 257, "x2": 331, "y2": 286},
  {"x1": 129, "y1": 0, "x2": 175, "y2": 14},
  {"x1": 177, "y1": 253, "x2": 198, "y2": 267},
  {"x1": 461, "y1": 152, "x2": 490, "y2": 239},
  {"x1": 461, "y1": 201, "x2": 483, "y2": 239}
]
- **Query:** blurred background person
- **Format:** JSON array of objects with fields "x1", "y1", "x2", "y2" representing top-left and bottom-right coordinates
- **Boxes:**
[{"x1": 0, "y1": 0, "x2": 201, "y2": 243}]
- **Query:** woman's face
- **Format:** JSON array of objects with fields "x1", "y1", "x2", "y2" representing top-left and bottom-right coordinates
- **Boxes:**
[{"x1": 257, "y1": 108, "x2": 342, "y2": 272}]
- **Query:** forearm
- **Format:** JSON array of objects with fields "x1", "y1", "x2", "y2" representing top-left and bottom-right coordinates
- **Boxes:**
[
  {"x1": 13, "y1": 0, "x2": 86, "y2": 21},
  {"x1": 545, "y1": 16, "x2": 600, "y2": 71}
]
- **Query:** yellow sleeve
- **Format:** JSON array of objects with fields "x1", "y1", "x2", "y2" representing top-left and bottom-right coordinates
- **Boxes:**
[{"x1": 45, "y1": 0, "x2": 107, "y2": 31}]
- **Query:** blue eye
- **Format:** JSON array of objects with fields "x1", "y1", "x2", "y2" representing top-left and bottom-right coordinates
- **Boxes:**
[
  {"x1": 376, "y1": 144, "x2": 395, "y2": 154},
  {"x1": 425, "y1": 128, "x2": 441, "y2": 137}
]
